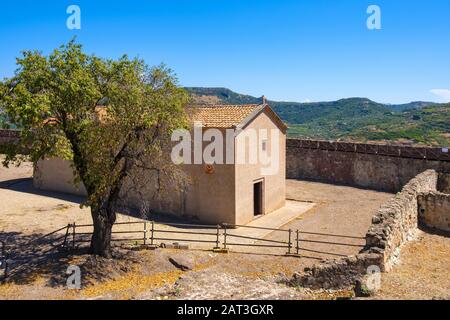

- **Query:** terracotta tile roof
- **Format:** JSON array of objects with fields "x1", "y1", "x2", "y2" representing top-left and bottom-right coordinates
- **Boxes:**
[
  {"x1": 187, "y1": 104, "x2": 262, "y2": 128},
  {"x1": 41, "y1": 104, "x2": 287, "y2": 132}
]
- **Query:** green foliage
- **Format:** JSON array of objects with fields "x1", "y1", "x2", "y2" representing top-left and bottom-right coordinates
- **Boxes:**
[
  {"x1": 1, "y1": 40, "x2": 190, "y2": 256},
  {"x1": 0, "y1": 40, "x2": 190, "y2": 207},
  {"x1": 288, "y1": 104, "x2": 450, "y2": 146}
]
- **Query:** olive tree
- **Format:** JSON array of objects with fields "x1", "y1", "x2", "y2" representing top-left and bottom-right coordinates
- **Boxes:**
[{"x1": 0, "y1": 40, "x2": 189, "y2": 257}]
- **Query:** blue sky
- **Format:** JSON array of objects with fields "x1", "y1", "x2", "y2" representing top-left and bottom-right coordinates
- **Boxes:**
[{"x1": 0, "y1": 0, "x2": 449, "y2": 104}]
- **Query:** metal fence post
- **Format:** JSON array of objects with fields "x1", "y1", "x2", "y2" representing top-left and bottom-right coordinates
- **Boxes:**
[
  {"x1": 215, "y1": 224, "x2": 220, "y2": 249},
  {"x1": 72, "y1": 222, "x2": 76, "y2": 249},
  {"x1": 296, "y1": 230, "x2": 300, "y2": 255},
  {"x1": 150, "y1": 221, "x2": 154, "y2": 246},
  {"x1": 62, "y1": 224, "x2": 70, "y2": 248},
  {"x1": 223, "y1": 224, "x2": 227, "y2": 250},
  {"x1": 143, "y1": 222, "x2": 147, "y2": 245},
  {"x1": 287, "y1": 229, "x2": 292, "y2": 254}
]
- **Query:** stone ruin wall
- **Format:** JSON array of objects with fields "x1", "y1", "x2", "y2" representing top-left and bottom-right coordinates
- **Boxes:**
[
  {"x1": 286, "y1": 138, "x2": 450, "y2": 192},
  {"x1": 365, "y1": 170, "x2": 439, "y2": 270},
  {"x1": 418, "y1": 193, "x2": 450, "y2": 232},
  {"x1": 0, "y1": 129, "x2": 20, "y2": 143},
  {"x1": 417, "y1": 172, "x2": 450, "y2": 233},
  {"x1": 2, "y1": 130, "x2": 449, "y2": 289},
  {"x1": 286, "y1": 139, "x2": 450, "y2": 290},
  {"x1": 292, "y1": 169, "x2": 447, "y2": 289}
]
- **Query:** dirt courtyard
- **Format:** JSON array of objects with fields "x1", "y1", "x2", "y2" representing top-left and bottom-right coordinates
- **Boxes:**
[
  {"x1": 0, "y1": 160, "x2": 398, "y2": 299},
  {"x1": 375, "y1": 231, "x2": 450, "y2": 300},
  {"x1": 264, "y1": 180, "x2": 393, "y2": 259},
  {"x1": 1, "y1": 161, "x2": 449, "y2": 300},
  {"x1": 0, "y1": 161, "x2": 392, "y2": 258}
]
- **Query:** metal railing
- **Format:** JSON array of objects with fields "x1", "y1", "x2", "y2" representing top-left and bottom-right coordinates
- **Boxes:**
[
  {"x1": 221, "y1": 223, "x2": 294, "y2": 254},
  {"x1": 67, "y1": 221, "x2": 222, "y2": 249},
  {"x1": 34, "y1": 225, "x2": 71, "y2": 252},
  {"x1": 65, "y1": 221, "x2": 367, "y2": 256},
  {"x1": 2, "y1": 221, "x2": 367, "y2": 264},
  {"x1": 71, "y1": 221, "x2": 146, "y2": 246},
  {"x1": 0, "y1": 226, "x2": 71, "y2": 281},
  {"x1": 150, "y1": 221, "x2": 220, "y2": 248},
  {"x1": 220, "y1": 224, "x2": 366, "y2": 255},
  {"x1": 294, "y1": 230, "x2": 366, "y2": 257},
  {"x1": 0, "y1": 219, "x2": 369, "y2": 283}
]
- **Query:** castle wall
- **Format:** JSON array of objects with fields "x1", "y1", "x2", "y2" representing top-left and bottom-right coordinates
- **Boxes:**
[{"x1": 287, "y1": 139, "x2": 450, "y2": 192}]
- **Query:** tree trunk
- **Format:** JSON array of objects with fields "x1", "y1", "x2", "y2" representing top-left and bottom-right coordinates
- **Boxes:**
[{"x1": 89, "y1": 206, "x2": 116, "y2": 258}]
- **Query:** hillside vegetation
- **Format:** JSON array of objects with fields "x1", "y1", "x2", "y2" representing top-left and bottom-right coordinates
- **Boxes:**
[
  {"x1": 186, "y1": 87, "x2": 449, "y2": 146},
  {"x1": 2, "y1": 87, "x2": 448, "y2": 146}
]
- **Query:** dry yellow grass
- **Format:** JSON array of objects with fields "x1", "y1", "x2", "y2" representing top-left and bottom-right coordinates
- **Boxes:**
[
  {"x1": 75, "y1": 252, "x2": 216, "y2": 299},
  {"x1": 0, "y1": 276, "x2": 48, "y2": 300},
  {"x1": 376, "y1": 232, "x2": 450, "y2": 300},
  {"x1": 81, "y1": 268, "x2": 183, "y2": 299}
]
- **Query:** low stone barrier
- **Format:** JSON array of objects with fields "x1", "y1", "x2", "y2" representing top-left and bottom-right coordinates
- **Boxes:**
[
  {"x1": 418, "y1": 192, "x2": 450, "y2": 232},
  {"x1": 290, "y1": 169, "x2": 441, "y2": 290},
  {"x1": 438, "y1": 172, "x2": 450, "y2": 193},
  {"x1": 290, "y1": 252, "x2": 382, "y2": 290},
  {"x1": 365, "y1": 169, "x2": 438, "y2": 271},
  {"x1": 0, "y1": 129, "x2": 20, "y2": 144},
  {"x1": 287, "y1": 138, "x2": 450, "y2": 192}
]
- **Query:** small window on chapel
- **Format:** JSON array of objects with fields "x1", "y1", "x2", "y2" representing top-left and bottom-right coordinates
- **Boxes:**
[{"x1": 262, "y1": 139, "x2": 267, "y2": 151}]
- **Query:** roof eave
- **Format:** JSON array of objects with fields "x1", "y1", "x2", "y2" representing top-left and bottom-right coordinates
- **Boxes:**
[{"x1": 235, "y1": 103, "x2": 288, "y2": 133}]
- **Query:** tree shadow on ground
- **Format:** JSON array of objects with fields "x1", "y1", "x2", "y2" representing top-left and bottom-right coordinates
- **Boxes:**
[
  {"x1": 0, "y1": 231, "x2": 74, "y2": 286},
  {"x1": 419, "y1": 224, "x2": 450, "y2": 238},
  {"x1": 0, "y1": 178, "x2": 214, "y2": 230},
  {"x1": 0, "y1": 178, "x2": 85, "y2": 204},
  {"x1": 0, "y1": 231, "x2": 141, "y2": 288},
  {"x1": 122, "y1": 206, "x2": 218, "y2": 230}
]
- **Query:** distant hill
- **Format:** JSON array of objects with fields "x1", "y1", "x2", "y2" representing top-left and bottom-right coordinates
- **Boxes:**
[
  {"x1": 187, "y1": 87, "x2": 261, "y2": 105},
  {"x1": 185, "y1": 87, "x2": 449, "y2": 146},
  {"x1": 387, "y1": 101, "x2": 439, "y2": 112}
]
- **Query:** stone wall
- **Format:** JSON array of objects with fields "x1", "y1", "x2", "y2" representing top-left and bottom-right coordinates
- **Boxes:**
[
  {"x1": 365, "y1": 169, "x2": 438, "y2": 271},
  {"x1": 290, "y1": 252, "x2": 382, "y2": 290},
  {"x1": 3, "y1": 131, "x2": 450, "y2": 193},
  {"x1": 418, "y1": 192, "x2": 450, "y2": 232},
  {"x1": 438, "y1": 172, "x2": 450, "y2": 194},
  {"x1": 0, "y1": 129, "x2": 20, "y2": 144},
  {"x1": 0, "y1": 129, "x2": 22, "y2": 154},
  {"x1": 291, "y1": 169, "x2": 440, "y2": 290},
  {"x1": 0, "y1": 129, "x2": 20, "y2": 152},
  {"x1": 287, "y1": 138, "x2": 450, "y2": 192}
]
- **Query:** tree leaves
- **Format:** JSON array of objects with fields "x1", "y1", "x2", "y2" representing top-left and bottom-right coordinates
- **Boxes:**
[{"x1": 0, "y1": 40, "x2": 190, "y2": 210}]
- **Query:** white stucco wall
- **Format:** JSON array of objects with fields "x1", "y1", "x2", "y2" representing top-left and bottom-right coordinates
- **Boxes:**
[{"x1": 33, "y1": 109, "x2": 286, "y2": 225}]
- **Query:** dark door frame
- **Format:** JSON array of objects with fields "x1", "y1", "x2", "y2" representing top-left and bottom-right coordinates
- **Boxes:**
[{"x1": 253, "y1": 178, "x2": 265, "y2": 216}]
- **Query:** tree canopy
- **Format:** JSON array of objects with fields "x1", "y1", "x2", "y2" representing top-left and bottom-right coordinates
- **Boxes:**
[{"x1": 0, "y1": 40, "x2": 190, "y2": 257}]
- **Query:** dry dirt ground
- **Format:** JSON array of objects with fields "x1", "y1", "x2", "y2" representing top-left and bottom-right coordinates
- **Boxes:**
[
  {"x1": 0, "y1": 247, "x2": 343, "y2": 300},
  {"x1": 1, "y1": 160, "x2": 448, "y2": 300},
  {"x1": 262, "y1": 180, "x2": 393, "y2": 259}
]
